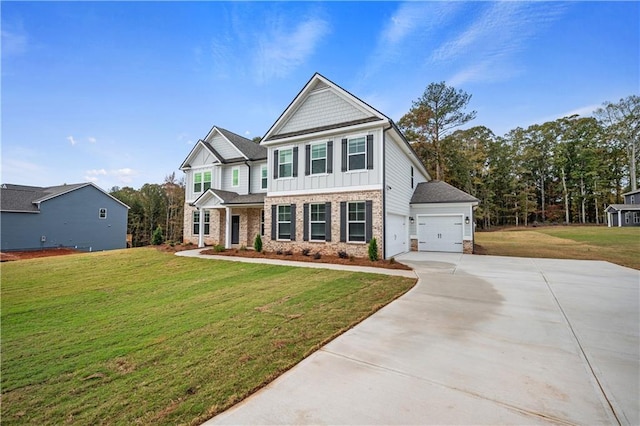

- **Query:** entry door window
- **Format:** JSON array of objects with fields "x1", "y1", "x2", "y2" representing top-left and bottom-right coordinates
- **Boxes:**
[{"x1": 231, "y1": 215, "x2": 240, "y2": 244}]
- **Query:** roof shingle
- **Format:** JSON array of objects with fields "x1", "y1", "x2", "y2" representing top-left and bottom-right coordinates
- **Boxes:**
[{"x1": 410, "y1": 181, "x2": 479, "y2": 204}]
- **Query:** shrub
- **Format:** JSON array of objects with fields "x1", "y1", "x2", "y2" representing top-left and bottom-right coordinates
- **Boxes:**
[
  {"x1": 349, "y1": 255, "x2": 355, "y2": 262},
  {"x1": 368, "y1": 237, "x2": 379, "y2": 261},
  {"x1": 151, "y1": 226, "x2": 164, "y2": 245},
  {"x1": 239, "y1": 245, "x2": 247, "y2": 251},
  {"x1": 389, "y1": 257, "x2": 396, "y2": 264},
  {"x1": 284, "y1": 250, "x2": 293, "y2": 256},
  {"x1": 301, "y1": 248, "x2": 311, "y2": 256},
  {"x1": 337, "y1": 250, "x2": 348, "y2": 259},
  {"x1": 254, "y1": 234, "x2": 262, "y2": 252},
  {"x1": 276, "y1": 249, "x2": 283, "y2": 255},
  {"x1": 313, "y1": 252, "x2": 321, "y2": 260},
  {"x1": 213, "y1": 244, "x2": 226, "y2": 252}
]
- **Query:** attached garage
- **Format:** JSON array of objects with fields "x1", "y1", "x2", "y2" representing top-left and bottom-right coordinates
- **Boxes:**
[
  {"x1": 409, "y1": 181, "x2": 479, "y2": 254},
  {"x1": 417, "y1": 215, "x2": 463, "y2": 253},
  {"x1": 386, "y1": 213, "x2": 408, "y2": 258}
]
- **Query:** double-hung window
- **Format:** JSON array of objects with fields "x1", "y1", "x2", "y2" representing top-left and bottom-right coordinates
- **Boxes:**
[
  {"x1": 203, "y1": 210, "x2": 210, "y2": 234},
  {"x1": 203, "y1": 171, "x2": 211, "y2": 191},
  {"x1": 261, "y1": 165, "x2": 268, "y2": 189},
  {"x1": 99, "y1": 208, "x2": 107, "y2": 219},
  {"x1": 277, "y1": 205, "x2": 292, "y2": 240},
  {"x1": 310, "y1": 203, "x2": 326, "y2": 241},
  {"x1": 348, "y1": 137, "x2": 366, "y2": 171},
  {"x1": 348, "y1": 202, "x2": 366, "y2": 242},
  {"x1": 194, "y1": 171, "x2": 211, "y2": 193},
  {"x1": 279, "y1": 149, "x2": 293, "y2": 178},
  {"x1": 311, "y1": 143, "x2": 327, "y2": 174},
  {"x1": 634, "y1": 212, "x2": 640, "y2": 224},
  {"x1": 232, "y1": 168, "x2": 239, "y2": 187},
  {"x1": 193, "y1": 210, "x2": 210, "y2": 235}
]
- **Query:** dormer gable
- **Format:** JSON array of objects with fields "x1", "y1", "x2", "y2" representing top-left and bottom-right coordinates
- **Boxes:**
[
  {"x1": 180, "y1": 140, "x2": 223, "y2": 170},
  {"x1": 262, "y1": 73, "x2": 387, "y2": 144}
]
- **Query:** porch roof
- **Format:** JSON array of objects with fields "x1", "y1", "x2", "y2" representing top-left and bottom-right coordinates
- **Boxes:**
[
  {"x1": 605, "y1": 204, "x2": 640, "y2": 213},
  {"x1": 193, "y1": 189, "x2": 265, "y2": 208}
]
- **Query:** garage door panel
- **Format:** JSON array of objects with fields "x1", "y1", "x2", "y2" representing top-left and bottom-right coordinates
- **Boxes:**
[{"x1": 417, "y1": 215, "x2": 463, "y2": 253}]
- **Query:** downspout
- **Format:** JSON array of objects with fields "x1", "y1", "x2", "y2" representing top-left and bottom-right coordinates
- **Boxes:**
[
  {"x1": 245, "y1": 161, "x2": 251, "y2": 195},
  {"x1": 381, "y1": 120, "x2": 393, "y2": 260}
]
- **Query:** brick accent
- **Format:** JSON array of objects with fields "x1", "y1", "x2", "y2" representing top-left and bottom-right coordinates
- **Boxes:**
[
  {"x1": 463, "y1": 240, "x2": 474, "y2": 254},
  {"x1": 183, "y1": 203, "x2": 262, "y2": 248},
  {"x1": 264, "y1": 190, "x2": 383, "y2": 258},
  {"x1": 410, "y1": 238, "x2": 418, "y2": 251}
]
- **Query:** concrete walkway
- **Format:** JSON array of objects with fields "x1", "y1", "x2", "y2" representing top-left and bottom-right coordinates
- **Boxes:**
[{"x1": 196, "y1": 251, "x2": 639, "y2": 425}]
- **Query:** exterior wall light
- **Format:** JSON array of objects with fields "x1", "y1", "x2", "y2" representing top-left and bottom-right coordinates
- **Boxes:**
[
  {"x1": 465, "y1": 216, "x2": 470, "y2": 224},
  {"x1": 409, "y1": 216, "x2": 415, "y2": 224}
]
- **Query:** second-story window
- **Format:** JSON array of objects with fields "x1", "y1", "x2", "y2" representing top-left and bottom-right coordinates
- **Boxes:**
[
  {"x1": 279, "y1": 149, "x2": 293, "y2": 178},
  {"x1": 311, "y1": 143, "x2": 327, "y2": 174},
  {"x1": 261, "y1": 165, "x2": 268, "y2": 189},
  {"x1": 194, "y1": 171, "x2": 211, "y2": 193},
  {"x1": 203, "y1": 171, "x2": 211, "y2": 191},
  {"x1": 348, "y1": 137, "x2": 366, "y2": 171},
  {"x1": 232, "y1": 168, "x2": 239, "y2": 187}
]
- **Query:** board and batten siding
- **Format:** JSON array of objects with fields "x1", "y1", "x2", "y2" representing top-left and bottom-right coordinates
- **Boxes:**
[
  {"x1": 206, "y1": 133, "x2": 243, "y2": 160},
  {"x1": 410, "y1": 203, "x2": 474, "y2": 240},
  {"x1": 277, "y1": 88, "x2": 369, "y2": 136},
  {"x1": 269, "y1": 127, "x2": 383, "y2": 195},
  {"x1": 384, "y1": 134, "x2": 428, "y2": 216}
]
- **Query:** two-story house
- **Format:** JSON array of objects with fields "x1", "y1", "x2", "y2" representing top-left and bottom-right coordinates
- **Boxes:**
[
  {"x1": 180, "y1": 73, "x2": 478, "y2": 258},
  {"x1": 606, "y1": 188, "x2": 640, "y2": 227}
]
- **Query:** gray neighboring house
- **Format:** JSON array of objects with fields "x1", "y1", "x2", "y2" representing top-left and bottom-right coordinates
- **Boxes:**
[
  {"x1": 0, "y1": 182, "x2": 129, "y2": 251},
  {"x1": 606, "y1": 188, "x2": 640, "y2": 227}
]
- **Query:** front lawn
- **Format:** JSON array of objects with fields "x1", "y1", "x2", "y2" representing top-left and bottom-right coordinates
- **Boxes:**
[
  {"x1": 1, "y1": 248, "x2": 415, "y2": 425},
  {"x1": 475, "y1": 226, "x2": 640, "y2": 270}
]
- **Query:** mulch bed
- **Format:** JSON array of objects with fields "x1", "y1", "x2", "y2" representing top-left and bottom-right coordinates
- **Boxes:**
[
  {"x1": 0, "y1": 248, "x2": 81, "y2": 262},
  {"x1": 199, "y1": 247, "x2": 412, "y2": 270}
]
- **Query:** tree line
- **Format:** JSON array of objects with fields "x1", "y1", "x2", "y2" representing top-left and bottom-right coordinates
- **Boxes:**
[
  {"x1": 400, "y1": 83, "x2": 638, "y2": 228},
  {"x1": 110, "y1": 173, "x2": 185, "y2": 246}
]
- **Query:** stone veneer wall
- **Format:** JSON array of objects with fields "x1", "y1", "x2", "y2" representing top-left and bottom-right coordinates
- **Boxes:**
[
  {"x1": 264, "y1": 190, "x2": 383, "y2": 259},
  {"x1": 183, "y1": 204, "x2": 262, "y2": 248}
]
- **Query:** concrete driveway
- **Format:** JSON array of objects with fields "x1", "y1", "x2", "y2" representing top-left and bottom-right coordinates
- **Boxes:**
[{"x1": 206, "y1": 253, "x2": 639, "y2": 425}]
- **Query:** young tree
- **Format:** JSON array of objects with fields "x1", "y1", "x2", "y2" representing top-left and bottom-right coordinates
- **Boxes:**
[{"x1": 398, "y1": 82, "x2": 477, "y2": 180}]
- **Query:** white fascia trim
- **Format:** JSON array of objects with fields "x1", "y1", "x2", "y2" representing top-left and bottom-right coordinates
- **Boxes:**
[
  {"x1": 267, "y1": 184, "x2": 382, "y2": 197},
  {"x1": 411, "y1": 202, "x2": 479, "y2": 209},
  {"x1": 261, "y1": 121, "x2": 384, "y2": 146}
]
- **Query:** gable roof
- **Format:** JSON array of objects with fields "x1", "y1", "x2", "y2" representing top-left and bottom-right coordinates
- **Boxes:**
[
  {"x1": 605, "y1": 204, "x2": 640, "y2": 212},
  {"x1": 261, "y1": 73, "x2": 387, "y2": 143},
  {"x1": 622, "y1": 188, "x2": 640, "y2": 197},
  {"x1": 410, "y1": 181, "x2": 479, "y2": 204},
  {"x1": 181, "y1": 126, "x2": 266, "y2": 169},
  {"x1": 0, "y1": 183, "x2": 129, "y2": 213}
]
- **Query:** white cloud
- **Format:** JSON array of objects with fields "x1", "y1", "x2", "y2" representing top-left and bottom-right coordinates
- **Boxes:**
[
  {"x1": 1, "y1": 28, "x2": 28, "y2": 56},
  {"x1": 83, "y1": 168, "x2": 137, "y2": 185},
  {"x1": 254, "y1": 16, "x2": 330, "y2": 83},
  {"x1": 67, "y1": 136, "x2": 77, "y2": 146},
  {"x1": 86, "y1": 169, "x2": 108, "y2": 176},
  {"x1": 114, "y1": 168, "x2": 136, "y2": 184},
  {"x1": 88, "y1": 137, "x2": 97, "y2": 144}
]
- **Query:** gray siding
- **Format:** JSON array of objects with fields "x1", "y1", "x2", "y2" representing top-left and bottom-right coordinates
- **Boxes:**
[
  {"x1": 269, "y1": 127, "x2": 383, "y2": 194},
  {"x1": 221, "y1": 164, "x2": 249, "y2": 194},
  {"x1": 278, "y1": 89, "x2": 369, "y2": 135},
  {"x1": 385, "y1": 134, "x2": 428, "y2": 216},
  {"x1": 251, "y1": 162, "x2": 268, "y2": 193},
  {"x1": 207, "y1": 133, "x2": 242, "y2": 160},
  {"x1": 1, "y1": 185, "x2": 128, "y2": 251}
]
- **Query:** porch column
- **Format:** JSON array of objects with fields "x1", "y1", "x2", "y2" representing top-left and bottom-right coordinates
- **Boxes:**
[
  {"x1": 198, "y1": 207, "x2": 204, "y2": 248},
  {"x1": 607, "y1": 211, "x2": 611, "y2": 227},
  {"x1": 618, "y1": 211, "x2": 622, "y2": 227},
  {"x1": 225, "y1": 207, "x2": 232, "y2": 249}
]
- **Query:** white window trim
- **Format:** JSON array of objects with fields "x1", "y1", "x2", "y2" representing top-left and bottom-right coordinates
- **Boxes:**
[
  {"x1": 203, "y1": 210, "x2": 210, "y2": 235},
  {"x1": 193, "y1": 210, "x2": 200, "y2": 235},
  {"x1": 347, "y1": 201, "x2": 366, "y2": 243},
  {"x1": 232, "y1": 167, "x2": 240, "y2": 187},
  {"x1": 309, "y1": 203, "x2": 326, "y2": 242},
  {"x1": 193, "y1": 169, "x2": 212, "y2": 193},
  {"x1": 99, "y1": 208, "x2": 107, "y2": 219},
  {"x1": 347, "y1": 136, "x2": 367, "y2": 172},
  {"x1": 310, "y1": 142, "x2": 327, "y2": 175},
  {"x1": 278, "y1": 148, "x2": 294, "y2": 179},
  {"x1": 277, "y1": 204, "x2": 292, "y2": 241},
  {"x1": 634, "y1": 212, "x2": 640, "y2": 224},
  {"x1": 261, "y1": 165, "x2": 268, "y2": 190}
]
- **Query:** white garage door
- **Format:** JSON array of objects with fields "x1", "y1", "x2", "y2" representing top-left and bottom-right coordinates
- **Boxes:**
[
  {"x1": 417, "y1": 215, "x2": 463, "y2": 253},
  {"x1": 386, "y1": 213, "x2": 407, "y2": 258}
]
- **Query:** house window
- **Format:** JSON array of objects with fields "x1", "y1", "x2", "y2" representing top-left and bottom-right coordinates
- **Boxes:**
[
  {"x1": 261, "y1": 165, "x2": 268, "y2": 189},
  {"x1": 311, "y1": 143, "x2": 327, "y2": 174},
  {"x1": 634, "y1": 212, "x2": 640, "y2": 224},
  {"x1": 261, "y1": 209, "x2": 265, "y2": 236},
  {"x1": 193, "y1": 210, "x2": 210, "y2": 235},
  {"x1": 232, "y1": 168, "x2": 239, "y2": 187},
  {"x1": 631, "y1": 195, "x2": 636, "y2": 204},
  {"x1": 625, "y1": 212, "x2": 630, "y2": 224},
  {"x1": 99, "y1": 208, "x2": 107, "y2": 219},
  {"x1": 310, "y1": 203, "x2": 326, "y2": 241},
  {"x1": 194, "y1": 173, "x2": 202, "y2": 193},
  {"x1": 277, "y1": 205, "x2": 292, "y2": 240},
  {"x1": 348, "y1": 202, "x2": 366, "y2": 242},
  {"x1": 279, "y1": 149, "x2": 293, "y2": 178},
  {"x1": 203, "y1": 171, "x2": 211, "y2": 191},
  {"x1": 348, "y1": 137, "x2": 366, "y2": 171}
]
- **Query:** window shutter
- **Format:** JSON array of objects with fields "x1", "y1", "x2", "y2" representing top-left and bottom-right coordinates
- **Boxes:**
[
  {"x1": 365, "y1": 200, "x2": 373, "y2": 242},
  {"x1": 293, "y1": 147, "x2": 298, "y2": 177},
  {"x1": 273, "y1": 150, "x2": 279, "y2": 179},
  {"x1": 327, "y1": 141, "x2": 333, "y2": 174},
  {"x1": 305, "y1": 145, "x2": 311, "y2": 176},
  {"x1": 341, "y1": 139, "x2": 348, "y2": 172},
  {"x1": 271, "y1": 205, "x2": 277, "y2": 240},
  {"x1": 340, "y1": 201, "x2": 347, "y2": 242},
  {"x1": 366, "y1": 135, "x2": 374, "y2": 170},
  {"x1": 290, "y1": 203, "x2": 296, "y2": 241},
  {"x1": 325, "y1": 202, "x2": 332, "y2": 242},
  {"x1": 303, "y1": 203, "x2": 309, "y2": 241}
]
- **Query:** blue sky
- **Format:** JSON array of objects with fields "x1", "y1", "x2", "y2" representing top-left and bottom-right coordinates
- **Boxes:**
[{"x1": 2, "y1": 1, "x2": 638, "y2": 191}]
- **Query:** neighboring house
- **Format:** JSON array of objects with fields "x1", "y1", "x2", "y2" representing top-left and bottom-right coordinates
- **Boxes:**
[
  {"x1": 180, "y1": 73, "x2": 478, "y2": 257},
  {"x1": 606, "y1": 189, "x2": 640, "y2": 227},
  {"x1": 0, "y1": 182, "x2": 129, "y2": 251}
]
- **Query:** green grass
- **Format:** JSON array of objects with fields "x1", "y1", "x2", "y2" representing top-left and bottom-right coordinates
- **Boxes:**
[
  {"x1": 476, "y1": 226, "x2": 640, "y2": 270},
  {"x1": 1, "y1": 248, "x2": 415, "y2": 425}
]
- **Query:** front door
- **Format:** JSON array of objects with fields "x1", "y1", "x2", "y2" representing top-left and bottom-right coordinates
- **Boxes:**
[{"x1": 231, "y1": 215, "x2": 240, "y2": 244}]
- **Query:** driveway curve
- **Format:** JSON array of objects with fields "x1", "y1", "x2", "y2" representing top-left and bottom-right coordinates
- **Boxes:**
[{"x1": 204, "y1": 252, "x2": 639, "y2": 425}]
